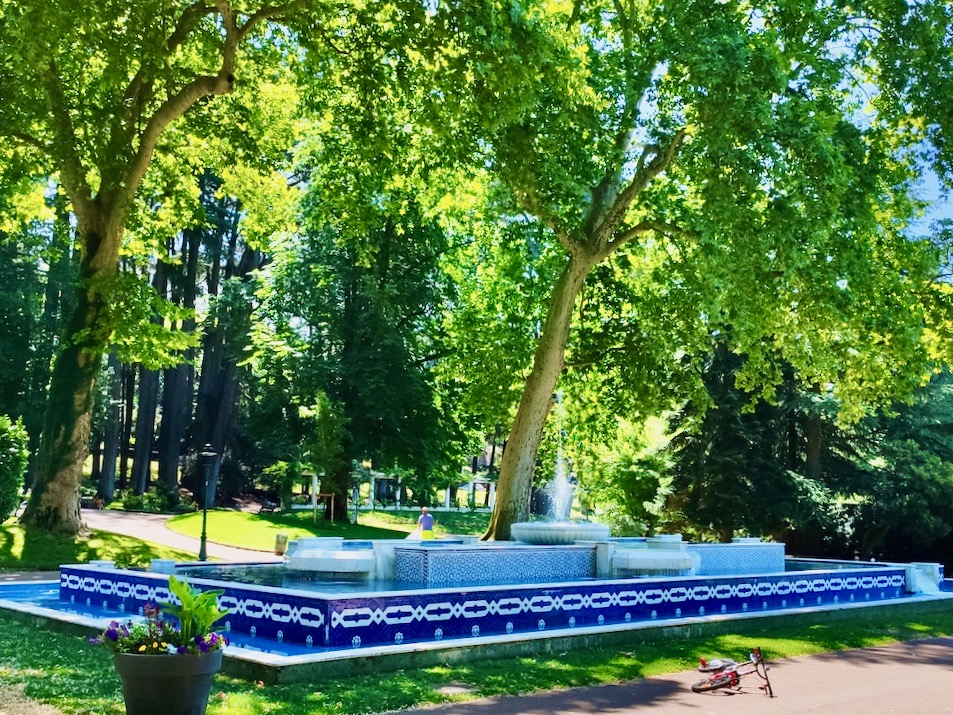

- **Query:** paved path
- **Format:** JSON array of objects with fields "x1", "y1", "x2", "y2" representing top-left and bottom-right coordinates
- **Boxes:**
[
  {"x1": 79, "y1": 508, "x2": 282, "y2": 563},
  {"x1": 392, "y1": 638, "x2": 953, "y2": 714}
]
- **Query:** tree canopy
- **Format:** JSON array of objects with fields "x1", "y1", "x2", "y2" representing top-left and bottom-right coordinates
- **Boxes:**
[{"x1": 0, "y1": 0, "x2": 952, "y2": 547}]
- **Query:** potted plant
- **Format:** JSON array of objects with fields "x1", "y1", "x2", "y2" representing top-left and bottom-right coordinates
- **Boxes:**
[{"x1": 90, "y1": 575, "x2": 229, "y2": 715}]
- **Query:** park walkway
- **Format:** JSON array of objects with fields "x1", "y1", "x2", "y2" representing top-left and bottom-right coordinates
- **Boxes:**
[
  {"x1": 79, "y1": 508, "x2": 283, "y2": 562},
  {"x1": 390, "y1": 637, "x2": 953, "y2": 714}
]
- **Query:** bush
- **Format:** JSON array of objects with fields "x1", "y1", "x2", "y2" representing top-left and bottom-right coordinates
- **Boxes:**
[
  {"x1": 260, "y1": 461, "x2": 298, "y2": 511},
  {"x1": 0, "y1": 415, "x2": 28, "y2": 522},
  {"x1": 118, "y1": 486, "x2": 179, "y2": 513}
]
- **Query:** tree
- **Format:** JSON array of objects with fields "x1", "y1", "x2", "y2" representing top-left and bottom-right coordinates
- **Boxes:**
[
  {"x1": 0, "y1": 0, "x2": 317, "y2": 533},
  {"x1": 250, "y1": 198, "x2": 460, "y2": 518},
  {"x1": 665, "y1": 344, "x2": 841, "y2": 544},
  {"x1": 411, "y1": 0, "x2": 953, "y2": 539},
  {"x1": 0, "y1": 415, "x2": 29, "y2": 522}
]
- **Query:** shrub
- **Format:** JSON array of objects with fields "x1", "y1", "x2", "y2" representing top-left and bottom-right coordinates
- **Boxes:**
[
  {"x1": 119, "y1": 485, "x2": 180, "y2": 513},
  {"x1": 261, "y1": 461, "x2": 297, "y2": 511},
  {"x1": 0, "y1": 415, "x2": 28, "y2": 522}
]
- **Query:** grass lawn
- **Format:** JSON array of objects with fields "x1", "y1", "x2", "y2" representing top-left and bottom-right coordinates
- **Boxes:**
[
  {"x1": 3, "y1": 602, "x2": 953, "y2": 714},
  {"x1": 166, "y1": 509, "x2": 492, "y2": 551},
  {"x1": 0, "y1": 521, "x2": 197, "y2": 571}
]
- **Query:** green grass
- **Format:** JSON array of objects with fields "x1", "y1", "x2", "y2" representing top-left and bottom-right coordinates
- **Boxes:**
[
  {"x1": 3, "y1": 603, "x2": 953, "y2": 714},
  {"x1": 166, "y1": 509, "x2": 491, "y2": 551},
  {"x1": 0, "y1": 522, "x2": 196, "y2": 571}
]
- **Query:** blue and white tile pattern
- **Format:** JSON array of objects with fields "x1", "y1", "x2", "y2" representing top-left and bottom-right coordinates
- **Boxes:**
[{"x1": 60, "y1": 564, "x2": 906, "y2": 652}]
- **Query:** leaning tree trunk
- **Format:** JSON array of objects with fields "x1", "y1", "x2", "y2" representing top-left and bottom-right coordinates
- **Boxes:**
[
  {"x1": 21, "y1": 220, "x2": 120, "y2": 534},
  {"x1": 483, "y1": 255, "x2": 594, "y2": 540},
  {"x1": 481, "y1": 130, "x2": 686, "y2": 541}
]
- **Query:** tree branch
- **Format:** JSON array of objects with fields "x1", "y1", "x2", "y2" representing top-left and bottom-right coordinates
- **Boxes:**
[
  {"x1": 510, "y1": 182, "x2": 576, "y2": 253},
  {"x1": 5, "y1": 130, "x2": 48, "y2": 153},
  {"x1": 115, "y1": 73, "x2": 233, "y2": 226},
  {"x1": 589, "y1": 128, "x2": 688, "y2": 248},
  {"x1": 237, "y1": 0, "x2": 311, "y2": 40},
  {"x1": 116, "y1": 3, "x2": 245, "y2": 222},
  {"x1": 119, "y1": 3, "x2": 217, "y2": 142},
  {"x1": 600, "y1": 219, "x2": 697, "y2": 261},
  {"x1": 42, "y1": 61, "x2": 94, "y2": 223}
]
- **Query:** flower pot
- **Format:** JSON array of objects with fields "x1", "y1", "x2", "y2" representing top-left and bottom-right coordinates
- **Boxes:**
[{"x1": 113, "y1": 650, "x2": 223, "y2": 715}]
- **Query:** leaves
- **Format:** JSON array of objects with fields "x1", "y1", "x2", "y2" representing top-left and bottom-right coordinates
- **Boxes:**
[{"x1": 162, "y1": 575, "x2": 229, "y2": 646}]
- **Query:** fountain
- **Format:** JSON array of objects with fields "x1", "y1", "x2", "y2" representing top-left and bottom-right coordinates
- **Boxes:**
[
  {"x1": 1, "y1": 384, "x2": 943, "y2": 682},
  {"x1": 4, "y1": 528, "x2": 942, "y2": 685},
  {"x1": 510, "y1": 394, "x2": 611, "y2": 545}
]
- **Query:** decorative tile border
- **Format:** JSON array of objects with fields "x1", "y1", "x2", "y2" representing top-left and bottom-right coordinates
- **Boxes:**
[{"x1": 60, "y1": 563, "x2": 906, "y2": 652}]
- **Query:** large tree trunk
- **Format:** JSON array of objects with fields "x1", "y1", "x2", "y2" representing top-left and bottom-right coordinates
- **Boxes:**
[
  {"x1": 483, "y1": 255, "x2": 594, "y2": 540},
  {"x1": 99, "y1": 354, "x2": 122, "y2": 502},
  {"x1": 15, "y1": 2, "x2": 279, "y2": 535},
  {"x1": 21, "y1": 219, "x2": 119, "y2": 534},
  {"x1": 481, "y1": 130, "x2": 686, "y2": 541},
  {"x1": 157, "y1": 230, "x2": 199, "y2": 491},
  {"x1": 131, "y1": 365, "x2": 159, "y2": 494}
]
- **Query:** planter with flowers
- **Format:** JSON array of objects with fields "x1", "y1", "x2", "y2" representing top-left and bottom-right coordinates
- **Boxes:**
[{"x1": 90, "y1": 575, "x2": 229, "y2": 715}]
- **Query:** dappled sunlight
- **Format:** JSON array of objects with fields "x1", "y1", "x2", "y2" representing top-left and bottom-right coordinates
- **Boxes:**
[
  {"x1": 0, "y1": 521, "x2": 23, "y2": 565},
  {"x1": 166, "y1": 510, "x2": 411, "y2": 551},
  {"x1": 0, "y1": 523, "x2": 194, "y2": 571},
  {"x1": 2, "y1": 604, "x2": 953, "y2": 714}
]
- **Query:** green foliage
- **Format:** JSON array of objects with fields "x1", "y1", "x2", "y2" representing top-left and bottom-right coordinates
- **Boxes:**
[
  {"x1": 260, "y1": 461, "x2": 298, "y2": 511},
  {"x1": 91, "y1": 273, "x2": 199, "y2": 370},
  {"x1": 162, "y1": 575, "x2": 229, "y2": 648},
  {"x1": 5, "y1": 601, "x2": 953, "y2": 714},
  {"x1": 249, "y1": 194, "x2": 467, "y2": 492},
  {"x1": 91, "y1": 577, "x2": 228, "y2": 655},
  {"x1": 663, "y1": 341, "x2": 953, "y2": 560},
  {"x1": 0, "y1": 416, "x2": 27, "y2": 523},
  {"x1": 118, "y1": 487, "x2": 178, "y2": 514}
]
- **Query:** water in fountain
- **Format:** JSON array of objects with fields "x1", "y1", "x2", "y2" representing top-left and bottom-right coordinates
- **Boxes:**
[
  {"x1": 548, "y1": 439, "x2": 573, "y2": 522},
  {"x1": 510, "y1": 394, "x2": 610, "y2": 544}
]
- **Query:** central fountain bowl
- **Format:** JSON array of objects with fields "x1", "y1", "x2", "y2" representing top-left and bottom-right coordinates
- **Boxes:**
[{"x1": 510, "y1": 520, "x2": 611, "y2": 545}]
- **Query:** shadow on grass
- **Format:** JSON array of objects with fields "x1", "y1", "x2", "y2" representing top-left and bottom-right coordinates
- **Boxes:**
[
  {"x1": 0, "y1": 521, "x2": 195, "y2": 571},
  {"x1": 2, "y1": 603, "x2": 953, "y2": 715},
  {"x1": 259, "y1": 512, "x2": 409, "y2": 540}
]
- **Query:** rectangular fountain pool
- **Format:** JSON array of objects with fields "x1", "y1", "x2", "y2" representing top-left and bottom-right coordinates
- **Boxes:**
[{"x1": 58, "y1": 560, "x2": 910, "y2": 651}]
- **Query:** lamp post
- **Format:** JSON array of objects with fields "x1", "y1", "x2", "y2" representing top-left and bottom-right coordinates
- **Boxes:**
[{"x1": 198, "y1": 444, "x2": 216, "y2": 562}]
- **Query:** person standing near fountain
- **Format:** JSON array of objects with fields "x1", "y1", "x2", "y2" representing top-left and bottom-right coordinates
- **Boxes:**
[{"x1": 417, "y1": 507, "x2": 435, "y2": 540}]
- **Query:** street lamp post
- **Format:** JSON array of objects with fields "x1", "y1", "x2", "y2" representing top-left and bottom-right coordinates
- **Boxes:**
[{"x1": 198, "y1": 444, "x2": 216, "y2": 562}]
